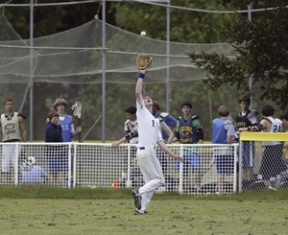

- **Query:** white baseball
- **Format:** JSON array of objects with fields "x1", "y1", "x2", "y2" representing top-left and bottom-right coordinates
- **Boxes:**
[{"x1": 140, "y1": 31, "x2": 146, "y2": 37}]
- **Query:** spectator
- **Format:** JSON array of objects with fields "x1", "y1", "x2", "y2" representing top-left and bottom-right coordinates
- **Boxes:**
[
  {"x1": 45, "y1": 111, "x2": 66, "y2": 187},
  {"x1": 153, "y1": 100, "x2": 177, "y2": 188},
  {"x1": 0, "y1": 98, "x2": 27, "y2": 184},
  {"x1": 153, "y1": 100, "x2": 177, "y2": 143},
  {"x1": 112, "y1": 106, "x2": 138, "y2": 147},
  {"x1": 21, "y1": 156, "x2": 48, "y2": 184},
  {"x1": 174, "y1": 102, "x2": 204, "y2": 192},
  {"x1": 124, "y1": 106, "x2": 138, "y2": 144},
  {"x1": 212, "y1": 105, "x2": 235, "y2": 194},
  {"x1": 112, "y1": 106, "x2": 138, "y2": 187},
  {"x1": 239, "y1": 105, "x2": 287, "y2": 189},
  {"x1": 234, "y1": 95, "x2": 258, "y2": 185},
  {"x1": 53, "y1": 98, "x2": 81, "y2": 142},
  {"x1": 280, "y1": 111, "x2": 288, "y2": 165}
]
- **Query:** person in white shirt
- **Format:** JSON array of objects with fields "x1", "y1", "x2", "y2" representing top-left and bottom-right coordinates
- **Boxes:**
[
  {"x1": 131, "y1": 68, "x2": 183, "y2": 215},
  {"x1": 0, "y1": 98, "x2": 27, "y2": 184},
  {"x1": 240, "y1": 105, "x2": 287, "y2": 189}
]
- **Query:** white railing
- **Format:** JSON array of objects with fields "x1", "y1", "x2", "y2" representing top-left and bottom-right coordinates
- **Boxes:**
[{"x1": 0, "y1": 142, "x2": 238, "y2": 195}]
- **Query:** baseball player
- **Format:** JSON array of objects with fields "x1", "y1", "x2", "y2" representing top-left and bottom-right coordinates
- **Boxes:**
[{"x1": 132, "y1": 68, "x2": 183, "y2": 215}]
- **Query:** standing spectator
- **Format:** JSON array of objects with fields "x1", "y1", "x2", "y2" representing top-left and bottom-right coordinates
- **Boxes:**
[
  {"x1": 124, "y1": 106, "x2": 138, "y2": 144},
  {"x1": 45, "y1": 111, "x2": 65, "y2": 187},
  {"x1": 153, "y1": 100, "x2": 177, "y2": 143},
  {"x1": 174, "y1": 102, "x2": 204, "y2": 192},
  {"x1": 112, "y1": 106, "x2": 138, "y2": 147},
  {"x1": 153, "y1": 100, "x2": 177, "y2": 187},
  {"x1": 0, "y1": 98, "x2": 27, "y2": 184},
  {"x1": 239, "y1": 105, "x2": 286, "y2": 189},
  {"x1": 112, "y1": 106, "x2": 138, "y2": 187},
  {"x1": 131, "y1": 68, "x2": 183, "y2": 215},
  {"x1": 21, "y1": 156, "x2": 48, "y2": 184},
  {"x1": 212, "y1": 105, "x2": 235, "y2": 194},
  {"x1": 53, "y1": 98, "x2": 81, "y2": 142},
  {"x1": 280, "y1": 112, "x2": 288, "y2": 165},
  {"x1": 235, "y1": 95, "x2": 258, "y2": 185},
  {"x1": 53, "y1": 98, "x2": 81, "y2": 186}
]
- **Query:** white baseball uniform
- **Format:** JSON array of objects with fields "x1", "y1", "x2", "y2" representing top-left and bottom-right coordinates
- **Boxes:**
[{"x1": 136, "y1": 98, "x2": 164, "y2": 211}]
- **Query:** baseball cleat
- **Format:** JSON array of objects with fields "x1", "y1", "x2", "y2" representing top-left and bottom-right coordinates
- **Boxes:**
[
  {"x1": 131, "y1": 189, "x2": 142, "y2": 210},
  {"x1": 134, "y1": 209, "x2": 148, "y2": 215}
]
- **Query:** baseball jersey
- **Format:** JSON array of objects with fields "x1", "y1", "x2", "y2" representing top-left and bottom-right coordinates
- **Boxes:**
[
  {"x1": 1, "y1": 112, "x2": 21, "y2": 142},
  {"x1": 136, "y1": 100, "x2": 162, "y2": 147}
]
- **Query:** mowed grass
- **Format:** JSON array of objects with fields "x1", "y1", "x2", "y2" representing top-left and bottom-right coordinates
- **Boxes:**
[{"x1": 1, "y1": 186, "x2": 288, "y2": 235}]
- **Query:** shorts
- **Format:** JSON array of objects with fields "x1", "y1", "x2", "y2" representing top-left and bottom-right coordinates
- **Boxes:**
[
  {"x1": 259, "y1": 144, "x2": 287, "y2": 180},
  {"x1": 176, "y1": 153, "x2": 200, "y2": 173},
  {"x1": 46, "y1": 145, "x2": 68, "y2": 174},
  {"x1": 48, "y1": 156, "x2": 68, "y2": 174},
  {"x1": 2, "y1": 144, "x2": 21, "y2": 173},
  {"x1": 215, "y1": 155, "x2": 234, "y2": 174}
]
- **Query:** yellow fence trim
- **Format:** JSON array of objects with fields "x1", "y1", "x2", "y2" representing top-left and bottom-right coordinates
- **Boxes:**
[{"x1": 240, "y1": 132, "x2": 288, "y2": 142}]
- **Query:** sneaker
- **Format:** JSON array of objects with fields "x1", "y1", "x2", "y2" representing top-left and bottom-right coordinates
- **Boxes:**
[
  {"x1": 134, "y1": 209, "x2": 148, "y2": 215},
  {"x1": 131, "y1": 189, "x2": 142, "y2": 210}
]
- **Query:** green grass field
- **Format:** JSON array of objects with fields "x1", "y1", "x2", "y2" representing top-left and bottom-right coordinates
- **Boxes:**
[{"x1": 1, "y1": 186, "x2": 288, "y2": 235}]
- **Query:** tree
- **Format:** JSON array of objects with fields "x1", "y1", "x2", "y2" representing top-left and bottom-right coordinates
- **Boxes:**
[
  {"x1": 110, "y1": 0, "x2": 233, "y2": 43},
  {"x1": 188, "y1": 0, "x2": 288, "y2": 110}
]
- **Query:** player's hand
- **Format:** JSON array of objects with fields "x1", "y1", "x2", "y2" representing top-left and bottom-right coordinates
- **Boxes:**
[
  {"x1": 174, "y1": 154, "x2": 184, "y2": 163},
  {"x1": 76, "y1": 126, "x2": 82, "y2": 133}
]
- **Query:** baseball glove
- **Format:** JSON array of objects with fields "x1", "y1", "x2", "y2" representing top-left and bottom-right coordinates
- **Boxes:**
[{"x1": 136, "y1": 54, "x2": 153, "y2": 70}]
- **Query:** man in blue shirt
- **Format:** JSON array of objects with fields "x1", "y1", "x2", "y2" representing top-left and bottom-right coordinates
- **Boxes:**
[
  {"x1": 212, "y1": 105, "x2": 235, "y2": 194},
  {"x1": 53, "y1": 98, "x2": 81, "y2": 142}
]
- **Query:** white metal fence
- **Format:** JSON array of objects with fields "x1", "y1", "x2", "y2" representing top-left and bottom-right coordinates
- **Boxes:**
[{"x1": 0, "y1": 143, "x2": 239, "y2": 195}]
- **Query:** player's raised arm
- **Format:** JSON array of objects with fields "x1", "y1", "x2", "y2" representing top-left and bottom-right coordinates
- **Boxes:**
[{"x1": 135, "y1": 69, "x2": 147, "y2": 105}]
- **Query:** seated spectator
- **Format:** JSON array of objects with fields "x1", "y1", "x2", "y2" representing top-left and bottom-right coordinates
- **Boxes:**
[{"x1": 21, "y1": 156, "x2": 48, "y2": 184}]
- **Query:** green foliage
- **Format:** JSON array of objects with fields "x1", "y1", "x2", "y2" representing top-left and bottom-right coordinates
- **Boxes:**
[
  {"x1": 3, "y1": 0, "x2": 98, "y2": 38},
  {"x1": 110, "y1": 0, "x2": 233, "y2": 43},
  {"x1": 189, "y1": 0, "x2": 288, "y2": 110}
]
